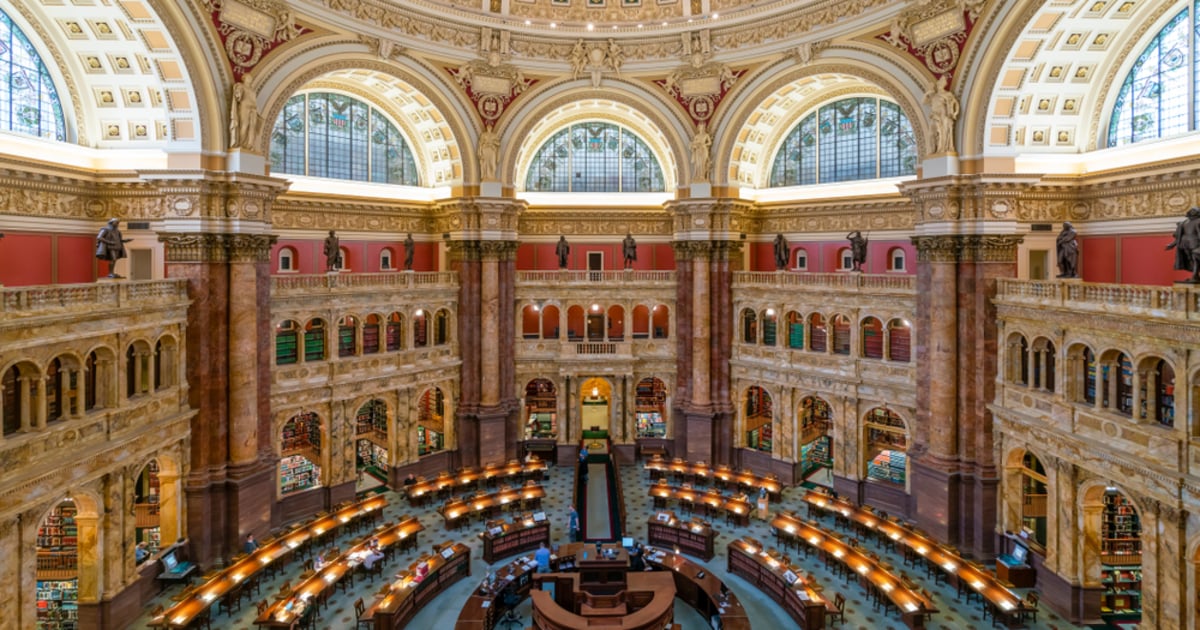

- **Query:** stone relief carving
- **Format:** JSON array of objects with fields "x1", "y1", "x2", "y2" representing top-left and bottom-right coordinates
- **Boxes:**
[
  {"x1": 569, "y1": 39, "x2": 624, "y2": 87},
  {"x1": 203, "y1": 0, "x2": 311, "y2": 81},
  {"x1": 447, "y1": 32, "x2": 535, "y2": 127}
]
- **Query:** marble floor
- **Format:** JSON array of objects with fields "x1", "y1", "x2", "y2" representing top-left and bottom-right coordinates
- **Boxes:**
[{"x1": 128, "y1": 462, "x2": 1097, "y2": 630}]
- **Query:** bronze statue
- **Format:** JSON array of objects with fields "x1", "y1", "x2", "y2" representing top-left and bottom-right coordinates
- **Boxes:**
[
  {"x1": 403, "y1": 233, "x2": 415, "y2": 270},
  {"x1": 556, "y1": 235, "x2": 570, "y2": 269},
  {"x1": 324, "y1": 230, "x2": 342, "y2": 272},
  {"x1": 847, "y1": 231, "x2": 868, "y2": 271},
  {"x1": 773, "y1": 233, "x2": 789, "y2": 270},
  {"x1": 622, "y1": 233, "x2": 637, "y2": 269},
  {"x1": 95, "y1": 218, "x2": 132, "y2": 278},
  {"x1": 1166, "y1": 206, "x2": 1200, "y2": 283},
  {"x1": 1056, "y1": 222, "x2": 1079, "y2": 278}
]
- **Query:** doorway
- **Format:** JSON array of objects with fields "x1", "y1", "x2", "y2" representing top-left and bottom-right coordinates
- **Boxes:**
[
  {"x1": 1028, "y1": 250, "x2": 1048, "y2": 280},
  {"x1": 588, "y1": 252, "x2": 603, "y2": 281}
]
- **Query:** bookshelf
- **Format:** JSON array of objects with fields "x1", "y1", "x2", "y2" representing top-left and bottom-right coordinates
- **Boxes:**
[
  {"x1": 810, "y1": 317, "x2": 827, "y2": 352},
  {"x1": 635, "y1": 378, "x2": 667, "y2": 438},
  {"x1": 303, "y1": 321, "x2": 325, "y2": 362},
  {"x1": 763, "y1": 316, "x2": 777, "y2": 346},
  {"x1": 832, "y1": 316, "x2": 850, "y2": 355},
  {"x1": 282, "y1": 413, "x2": 321, "y2": 454},
  {"x1": 386, "y1": 316, "x2": 402, "y2": 351},
  {"x1": 865, "y1": 408, "x2": 906, "y2": 485},
  {"x1": 889, "y1": 324, "x2": 911, "y2": 362},
  {"x1": 358, "y1": 440, "x2": 389, "y2": 471},
  {"x1": 787, "y1": 319, "x2": 804, "y2": 349},
  {"x1": 747, "y1": 424, "x2": 773, "y2": 452},
  {"x1": 799, "y1": 436, "x2": 831, "y2": 476},
  {"x1": 338, "y1": 320, "x2": 356, "y2": 357},
  {"x1": 863, "y1": 324, "x2": 883, "y2": 358},
  {"x1": 363, "y1": 320, "x2": 380, "y2": 353},
  {"x1": 275, "y1": 324, "x2": 298, "y2": 365},
  {"x1": 525, "y1": 380, "x2": 557, "y2": 439},
  {"x1": 1101, "y1": 490, "x2": 1141, "y2": 564},
  {"x1": 1100, "y1": 566, "x2": 1142, "y2": 615},
  {"x1": 37, "y1": 501, "x2": 79, "y2": 630},
  {"x1": 867, "y1": 450, "x2": 906, "y2": 485},
  {"x1": 280, "y1": 454, "x2": 320, "y2": 495},
  {"x1": 135, "y1": 460, "x2": 161, "y2": 550},
  {"x1": 646, "y1": 512, "x2": 715, "y2": 560},
  {"x1": 414, "y1": 314, "x2": 428, "y2": 346},
  {"x1": 481, "y1": 519, "x2": 551, "y2": 563}
]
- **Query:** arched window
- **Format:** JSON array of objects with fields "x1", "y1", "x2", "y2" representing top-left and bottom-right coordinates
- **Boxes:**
[
  {"x1": 46, "y1": 357, "x2": 63, "y2": 423},
  {"x1": 522, "y1": 305, "x2": 541, "y2": 339},
  {"x1": 412, "y1": 310, "x2": 428, "y2": 347},
  {"x1": 838, "y1": 248, "x2": 853, "y2": 271},
  {"x1": 865, "y1": 408, "x2": 908, "y2": 486},
  {"x1": 275, "y1": 320, "x2": 299, "y2": 365},
  {"x1": 744, "y1": 386, "x2": 773, "y2": 452},
  {"x1": 769, "y1": 97, "x2": 916, "y2": 187},
  {"x1": 525, "y1": 122, "x2": 665, "y2": 192},
  {"x1": 887, "y1": 318, "x2": 911, "y2": 362},
  {"x1": 831, "y1": 314, "x2": 851, "y2": 355},
  {"x1": 1031, "y1": 337, "x2": 1056, "y2": 391},
  {"x1": 278, "y1": 246, "x2": 296, "y2": 272},
  {"x1": 808, "y1": 313, "x2": 827, "y2": 352},
  {"x1": 269, "y1": 92, "x2": 419, "y2": 185},
  {"x1": 303, "y1": 318, "x2": 326, "y2": 362},
  {"x1": 363, "y1": 314, "x2": 381, "y2": 354},
  {"x1": 542, "y1": 305, "x2": 561, "y2": 339},
  {"x1": 336, "y1": 247, "x2": 350, "y2": 271},
  {"x1": 862, "y1": 317, "x2": 884, "y2": 359},
  {"x1": 1106, "y1": 8, "x2": 1196, "y2": 147},
  {"x1": 567, "y1": 306, "x2": 585, "y2": 342},
  {"x1": 418, "y1": 388, "x2": 445, "y2": 456},
  {"x1": 385, "y1": 312, "x2": 404, "y2": 351},
  {"x1": 652, "y1": 305, "x2": 669, "y2": 339},
  {"x1": 434, "y1": 309, "x2": 450, "y2": 345},
  {"x1": 0, "y1": 10, "x2": 66, "y2": 141},
  {"x1": 794, "y1": 248, "x2": 808, "y2": 270},
  {"x1": 785, "y1": 311, "x2": 804, "y2": 349},
  {"x1": 607, "y1": 305, "x2": 624, "y2": 341},
  {"x1": 761, "y1": 309, "x2": 778, "y2": 346},
  {"x1": 1138, "y1": 357, "x2": 1175, "y2": 427},
  {"x1": 887, "y1": 247, "x2": 906, "y2": 271},
  {"x1": 741, "y1": 308, "x2": 758, "y2": 344},
  {"x1": 380, "y1": 248, "x2": 394, "y2": 271},
  {"x1": 337, "y1": 315, "x2": 358, "y2": 357}
]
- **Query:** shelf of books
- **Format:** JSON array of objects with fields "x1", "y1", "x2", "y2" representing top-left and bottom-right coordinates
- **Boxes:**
[
  {"x1": 386, "y1": 318, "x2": 402, "y2": 351},
  {"x1": 799, "y1": 435, "x2": 831, "y2": 476},
  {"x1": 282, "y1": 413, "x2": 321, "y2": 454},
  {"x1": 338, "y1": 321, "x2": 356, "y2": 357},
  {"x1": 418, "y1": 425, "x2": 444, "y2": 456},
  {"x1": 275, "y1": 327, "x2": 298, "y2": 365},
  {"x1": 363, "y1": 321, "x2": 380, "y2": 353},
  {"x1": 280, "y1": 454, "x2": 320, "y2": 495},
  {"x1": 832, "y1": 318, "x2": 851, "y2": 354},
  {"x1": 762, "y1": 317, "x2": 777, "y2": 346},
  {"x1": 1099, "y1": 489, "x2": 1141, "y2": 618},
  {"x1": 636, "y1": 412, "x2": 666, "y2": 438},
  {"x1": 867, "y1": 450, "x2": 906, "y2": 484},
  {"x1": 37, "y1": 501, "x2": 79, "y2": 630},
  {"x1": 1100, "y1": 566, "x2": 1142, "y2": 616},
  {"x1": 889, "y1": 325, "x2": 911, "y2": 362},
  {"x1": 357, "y1": 439, "x2": 389, "y2": 471},
  {"x1": 747, "y1": 423, "x2": 773, "y2": 452},
  {"x1": 787, "y1": 318, "x2": 804, "y2": 349},
  {"x1": 303, "y1": 324, "x2": 325, "y2": 362}
]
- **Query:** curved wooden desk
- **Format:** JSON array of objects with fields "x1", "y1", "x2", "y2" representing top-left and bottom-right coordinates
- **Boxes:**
[
  {"x1": 531, "y1": 571, "x2": 675, "y2": 630},
  {"x1": 643, "y1": 547, "x2": 750, "y2": 630},
  {"x1": 644, "y1": 457, "x2": 783, "y2": 499}
]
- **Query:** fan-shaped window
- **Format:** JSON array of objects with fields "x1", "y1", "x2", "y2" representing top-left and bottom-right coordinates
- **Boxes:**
[
  {"x1": 270, "y1": 92, "x2": 419, "y2": 185},
  {"x1": 525, "y1": 122, "x2": 665, "y2": 192},
  {"x1": 769, "y1": 97, "x2": 916, "y2": 187},
  {"x1": 1107, "y1": 8, "x2": 1196, "y2": 147},
  {"x1": 0, "y1": 10, "x2": 66, "y2": 141}
]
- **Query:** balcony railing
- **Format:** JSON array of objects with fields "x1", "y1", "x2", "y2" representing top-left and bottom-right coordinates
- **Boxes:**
[
  {"x1": 516, "y1": 270, "x2": 676, "y2": 285},
  {"x1": 0, "y1": 279, "x2": 190, "y2": 317},
  {"x1": 733, "y1": 271, "x2": 916, "y2": 293},
  {"x1": 272, "y1": 271, "x2": 458, "y2": 295},
  {"x1": 996, "y1": 279, "x2": 1198, "y2": 319}
]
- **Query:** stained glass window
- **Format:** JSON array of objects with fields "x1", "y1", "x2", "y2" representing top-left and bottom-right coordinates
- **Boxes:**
[
  {"x1": 0, "y1": 9, "x2": 66, "y2": 141},
  {"x1": 1107, "y1": 7, "x2": 1195, "y2": 147},
  {"x1": 270, "y1": 92, "x2": 419, "y2": 186},
  {"x1": 525, "y1": 122, "x2": 665, "y2": 192},
  {"x1": 769, "y1": 97, "x2": 915, "y2": 187}
]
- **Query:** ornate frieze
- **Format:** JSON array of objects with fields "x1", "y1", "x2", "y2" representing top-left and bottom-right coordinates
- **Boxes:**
[
  {"x1": 159, "y1": 233, "x2": 231, "y2": 263},
  {"x1": 477, "y1": 240, "x2": 520, "y2": 260},
  {"x1": 227, "y1": 233, "x2": 278, "y2": 263},
  {"x1": 518, "y1": 210, "x2": 671, "y2": 237},
  {"x1": 432, "y1": 198, "x2": 525, "y2": 238}
]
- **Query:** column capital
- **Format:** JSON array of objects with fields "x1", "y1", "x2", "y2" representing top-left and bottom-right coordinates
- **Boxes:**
[
  {"x1": 911, "y1": 234, "x2": 1023, "y2": 263},
  {"x1": 477, "y1": 240, "x2": 520, "y2": 261},
  {"x1": 433, "y1": 197, "x2": 526, "y2": 241},
  {"x1": 671, "y1": 239, "x2": 743, "y2": 261},
  {"x1": 665, "y1": 197, "x2": 755, "y2": 241},
  {"x1": 158, "y1": 233, "x2": 229, "y2": 263},
  {"x1": 227, "y1": 233, "x2": 278, "y2": 263}
]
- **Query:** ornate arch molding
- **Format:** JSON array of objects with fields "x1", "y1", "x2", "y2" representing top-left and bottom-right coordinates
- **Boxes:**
[
  {"x1": 501, "y1": 80, "x2": 690, "y2": 191},
  {"x1": 257, "y1": 50, "x2": 472, "y2": 187},
  {"x1": 720, "y1": 58, "x2": 929, "y2": 190},
  {"x1": 146, "y1": 0, "x2": 226, "y2": 153}
]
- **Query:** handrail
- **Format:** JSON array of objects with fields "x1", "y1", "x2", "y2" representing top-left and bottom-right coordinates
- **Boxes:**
[
  {"x1": 517, "y1": 270, "x2": 676, "y2": 284},
  {"x1": 996, "y1": 279, "x2": 1196, "y2": 319},
  {"x1": 733, "y1": 271, "x2": 916, "y2": 292},
  {"x1": 272, "y1": 272, "x2": 458, "y2": 294},
  {"x1": 1, "y1": 279, "x2": 189, "y2": 317}
]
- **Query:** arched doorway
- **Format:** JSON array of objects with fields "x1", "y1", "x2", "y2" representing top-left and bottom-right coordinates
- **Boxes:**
[
  {"x1": 1082, "y1": 485, "x2": 1143, "y2": 622},
  {"x1": 417, "y1": 388, "x2": 446, "y2": 456},
  {"x1": 579, "y1": 378, "x2": 611, "y2": 435},
  {"x1": 798, "y1": 396, "x2": 832, "y2": 486},
  {"x1": 280, "y1": 411, "x2": 322, "y2": 496},
  {"x1": 355, "y1": 399, "x2": 388, "y2": 492},
  {"x1": 864, "y1": 407, "x2": 908, "y2": 487},
  {"x1": 35, "y1": 499, "x2": 80, "y2": 629},
  {"x1": 524, "y1": 379, "x2": 558, "y2": 439},
  {"x1": 1018, "y1": 452, "x2": 1048, "y2": 548},
  {"x1": 133, "y1": 460, "x2": 162, "y2": 553},
  {"x1": 634, "y1": 377, "x2": 667, "y2": 438},
  {"x1": 744, "y1": 386, "x2": 773, "y2": 452}
]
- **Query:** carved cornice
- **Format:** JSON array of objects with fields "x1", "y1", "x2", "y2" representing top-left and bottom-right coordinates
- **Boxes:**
[
  {"x1": 159, "y1": 233, "x2": 230, "y2": 263},
  {"x1": 227, "y1": 233, "x2": 279, "y2": 263},
  {"x1": 518, "y1": 210, "x2": 672, "y2": 237},
  {"x1": 665, "y1": 198, "x2": 755, "y2": 236},
  {"x1": 433, "y1": 198, "x2": 526, "y2": 239},
  {"x1": 478, "y1": 240, "x2": 520, "y2": 260},
  {"x1": 911, "y1": 234, "x2": 1022, "y2": 263}
]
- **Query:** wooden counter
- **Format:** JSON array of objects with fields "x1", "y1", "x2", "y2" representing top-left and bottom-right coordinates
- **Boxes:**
[
  {"x1": 366, "y1": 541, "x2": 472, "y2": 630},
  {"x1": 768, "y1": 512, "x2": 935, "y2": 629},
  {"x1": 455, "y1": 555, "x2": 539, "y2": 630},
  {"x1": 406, "y1": 461, "x2": 548, "y2": 505},
  {"x1": 530, "y1": 571, "x2": 675, "y2": 630},
  {"x1": 644, "y1": 457, "x2": 783, "y2": 499},
  {"x1": 255, "y1": 516, "x2": 424, "y2": 627},
  {"x1": 647, "y1": 482, "x2": 752, "y2": 526},
  {"x1": 643, "y1": 546, "x2": 750, "y2": 630},
  {"x1": 438, "y1": 483, "x2": 546, "y2": 529},
  {"x1": 147, "y1": 495, "x2": 387, "y2": 629},
  {"x1": 481, "y1": 517, "x2": 551, "y2": 563},
  {"x1": 726, "y1": 537, "x2": 826, "y2": 630},
  {"x1": 799, "y1": 491, "x2": 1028, "y2": 625},
  {"x1": 645, "y1": 511, "x2": 715, "y2": 561}
]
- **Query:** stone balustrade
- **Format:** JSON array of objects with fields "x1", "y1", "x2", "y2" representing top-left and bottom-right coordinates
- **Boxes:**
[
  {"x1": 0, "y1": 279, "x2": 190, "y2": 319},
  {"x1": 733, "y1": 271, "x2": 916, "y2": 293},
  {"x1": 272, "y1": 271, "x2": 459, "y2": 296},
  {"x1": 996, "y1": 279, "x2": 1199, "y2": 319},
  {"x1": 516, "y1": 270, "x2": 676, "y2": 285}
]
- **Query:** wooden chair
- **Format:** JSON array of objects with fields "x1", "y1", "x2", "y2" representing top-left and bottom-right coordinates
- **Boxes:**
[
  {"x1": 256, "y1": 599, "x2": 269, "y2": 616},
  {"x1": 355, "y1": 598, "x2": 374, "y2": 630},
  {"x1": 825, "y1": 593, "x2": 846, "y2": 626},
  {"x1": 362, "y1": 560, "x2": 385, "y2": 583},
  {"x1": 1021, "y1": 591, "x2": 1040, "y2": 623},
  {"x1": 218, "y1": 588, "x2": 242, "y2": 617},
  {"x1": 189, "y1": 606, "x2": 213, "y2": 630}
]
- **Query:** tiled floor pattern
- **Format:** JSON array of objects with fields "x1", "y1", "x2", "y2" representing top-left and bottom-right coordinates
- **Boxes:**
[{"x1": 129, "y1": 462, "x2": 1093, "y2": 630}]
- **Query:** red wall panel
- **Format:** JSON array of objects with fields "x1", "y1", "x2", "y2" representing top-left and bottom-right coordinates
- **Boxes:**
[
  {"x1": 1119, "y1": 234, "x2": 1192, "y2": 286},
  {"x1": 58, "y1": 235, "x2": 97, "y2": 284},
  {"x1": 0, "y1": 233, "x2": 54, "y2": 286},
  {"x1": 1080, "y1": 236, "x2": 1117, "y2": 283}
]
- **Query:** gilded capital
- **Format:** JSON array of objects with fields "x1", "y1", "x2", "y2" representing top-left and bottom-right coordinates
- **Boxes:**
[
  {"x1": 227, "y1": 234, "x2": 278, "y2": 263},
  {"x1": 478, "y1": 240, "x2": 520, "y2": 261},
  {"x1": 158, "y1": 233, "x2": 229, "y2": 263},
  {"x1": 960, "y1": 235, "x2": 1023, "y2": 263},
  {"x1": 911, "y1": 235, "x2": 961, "y2": 263}
]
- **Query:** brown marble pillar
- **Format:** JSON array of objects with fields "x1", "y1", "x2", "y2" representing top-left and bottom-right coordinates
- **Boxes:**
[{"x1": 910, "y1": 234, "x2": 1020, "y2": 557}]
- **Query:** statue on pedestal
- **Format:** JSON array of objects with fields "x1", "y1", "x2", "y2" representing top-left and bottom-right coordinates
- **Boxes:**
[
  {"x1": 404, "y1": 233, "x2": 415, "y2": 270},
  {"x1": 622, "y1": 233, "x2": 637, "y2": 269},
  {"x1": 1166, "y1": 206, "x2": 1200, "y2": 283},
  {"x1": 556, "y1": 235, "x2": 570, "y2": 269},
  {"x1": 773, "y1": 233, "x2": 789, "y2": 270},
  {"x1": 324, "y1": 230, "x2": 342, "y2": 272},
  {"x1": 847, "y1": 230, "x2": 868, "y2": 271},
  {"x1": 95, "y1": 218, "x2": 132, "y2": 278},
  {"x1": 1056, "y1": 222, "x2": 1079, "y2": 278}
]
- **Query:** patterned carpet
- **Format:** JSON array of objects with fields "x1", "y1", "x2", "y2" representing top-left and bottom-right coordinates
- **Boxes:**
[{"x1": 127, "y1": 461, "x2": 1093, "y2": 630}]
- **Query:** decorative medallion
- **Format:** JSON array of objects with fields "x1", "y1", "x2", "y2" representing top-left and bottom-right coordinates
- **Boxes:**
[
  {"x1": 876, "y1": 0, "x2": 981, "y2": 81},
  {"x1": 204, "y1": 0, "x2": 312, "y2": 80}
]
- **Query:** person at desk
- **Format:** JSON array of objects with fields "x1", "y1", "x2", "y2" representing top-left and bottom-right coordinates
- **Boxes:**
[
  {"x1": 403, "y1": 473, "x2": 417, "y2": 486},
  {"x1": 535, "y1": 542, "x2": 552, "y2": 573},
  {"x1": 243, "y1": 533, "x2": 259, "y2": 554},
  {"x1": 756, "y1": 486, "x2": 769, "y2": 521},
  {"x1": 363, "y1": 547, "x2": 385, "y2": 570},
  {"x1": 629, "y1": 543, "x2": 645, "y2": 571},
  {"x1": 135, "y1": 541, "x2": 150, "y2": 564},
  {"x1": 314, "y1": 552, "x2": 328, "y2": 571}
]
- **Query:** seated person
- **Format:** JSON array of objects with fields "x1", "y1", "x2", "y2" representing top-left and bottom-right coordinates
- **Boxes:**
[
  {"x1": 135, "y1": 542, "x2": 150, "y2": 564},
  {"x1": 363, "y1": 548, "x2": 385, "y2": 570},
  {"x1": 534, "y1": 542, "x2": 551, "y2": 573},
  {"x1": 629, "y1": 543, "x2": 645, "y2": 571},
  {"x1": 243, "y1": 533, "x2": 260, "y2": 554},
  {"x1": 314, "y1": 552, "x2": 327, "y2": 571},
  {"x1": 403, "y1": 473, "x2": 418, "y2": 486}
]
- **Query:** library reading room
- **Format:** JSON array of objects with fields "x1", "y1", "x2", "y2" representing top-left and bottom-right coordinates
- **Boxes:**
[{"x1": 2, "y1": 0, "x2": 1200, "y2": 629}]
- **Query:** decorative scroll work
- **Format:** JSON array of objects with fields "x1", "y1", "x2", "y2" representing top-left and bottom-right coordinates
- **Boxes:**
[
  {"x1": 204, "y1": 0, "x2": 312, "y2": 80},
  {"x1": 654, "y1": 34, "x2": 745, "y2": 127},
  {"x1": 446, "y1": 37, "x2": 536, "y2": 128},
  {"x1": 876, "y1": 1, "x2": 981, "y2": 81}
]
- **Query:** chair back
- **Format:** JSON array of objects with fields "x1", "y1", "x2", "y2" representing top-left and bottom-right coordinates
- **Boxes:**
[
  {"x1": 835, "y1": 593, "x2": 845, "y2": 612},
  {"x1": 256, "y1": 600, "x2": 268, "y2": 615},
  {"x1": 355, "y1": 598, "x2": 365, "y2": 617}
]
